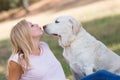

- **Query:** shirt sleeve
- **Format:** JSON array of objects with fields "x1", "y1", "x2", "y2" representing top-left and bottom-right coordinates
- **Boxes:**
[{"x1": 9, "y1": 54, "x2": 19, "y2": 63}]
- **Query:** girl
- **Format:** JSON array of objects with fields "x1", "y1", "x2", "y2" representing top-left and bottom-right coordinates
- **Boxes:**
[{"x1": 8, "y1": 20, "x2": 66, "y2": 80}]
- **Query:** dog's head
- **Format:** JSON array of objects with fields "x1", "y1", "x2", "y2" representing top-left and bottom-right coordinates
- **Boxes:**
[{"x1": 44, "y1": 16, "x2": 81, "y2": 47}]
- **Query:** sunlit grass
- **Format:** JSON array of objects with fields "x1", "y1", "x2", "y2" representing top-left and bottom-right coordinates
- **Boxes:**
[{"x1": 109, "y1": 43, "x2": 120, "y2": 53}]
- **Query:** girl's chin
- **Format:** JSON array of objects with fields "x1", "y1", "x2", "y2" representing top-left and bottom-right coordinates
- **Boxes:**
[{"x1": 32, "y1": 33, "x2": 43, "y2": 38}]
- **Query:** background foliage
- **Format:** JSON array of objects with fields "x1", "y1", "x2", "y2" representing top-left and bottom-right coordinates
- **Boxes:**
[{"x1": 0, "y1": 0, "x2": 40, "y2": 11}]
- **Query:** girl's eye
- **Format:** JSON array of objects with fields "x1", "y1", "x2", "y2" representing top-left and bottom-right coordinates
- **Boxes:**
[{"x1": 31, "y1": 24, "x2": 34, "y2": 27}]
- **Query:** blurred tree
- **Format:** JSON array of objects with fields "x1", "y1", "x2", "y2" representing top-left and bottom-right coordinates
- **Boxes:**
[
  {"x1": 0, "y1": 0, "x2": 10, "y2": 11},
  {"x1": 0, "y1": 0, "x2": 41, "y2": 11},
  {"x1": 9, "y1": 0, "x2": 20, "y2": 9},
  {"x1": 20, "y1": 0, "x2": 30, "y2": 13},
  {"x1": 0, "y1": 0, "x2": 20, "y2": 11}
]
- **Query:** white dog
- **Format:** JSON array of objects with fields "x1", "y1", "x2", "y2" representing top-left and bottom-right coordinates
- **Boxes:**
[{"x1": 43, "y1": 16, "x2": 120, "y2": 80}]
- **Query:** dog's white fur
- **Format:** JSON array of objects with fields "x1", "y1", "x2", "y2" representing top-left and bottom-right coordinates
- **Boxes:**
[{"x1": 44, "y1": 16, "x2": 120, "y2": 79}]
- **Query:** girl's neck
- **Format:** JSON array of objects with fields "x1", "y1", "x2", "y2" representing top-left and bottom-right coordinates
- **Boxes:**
[
  {"x1": 32, "y1": 38, "x2": 41, "y2": 55},
  {"x1": 33, "y1": 37, "x2": 40, "y2": 47}
]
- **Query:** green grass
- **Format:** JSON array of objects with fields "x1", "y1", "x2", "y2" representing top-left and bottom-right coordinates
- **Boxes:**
[
  {"x1": 0, "y1": 14, "x2": 120, "y2": 80},
  {"x1": 0, "y1": 73, "x2": 6, "y2": 80}
]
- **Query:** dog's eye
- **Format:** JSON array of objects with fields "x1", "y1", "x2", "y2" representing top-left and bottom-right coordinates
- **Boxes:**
[{"x1": 55, "y1": 20, "x2": 59, "y2": 23}]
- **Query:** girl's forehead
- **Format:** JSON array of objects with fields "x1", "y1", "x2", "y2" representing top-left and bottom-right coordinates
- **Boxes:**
[
  {"x1": 28, "y1": 21, "x2": 32, "y2": 24},
  {"x1": 27, "y1": 22, "x2": 33, "y2": 26}
]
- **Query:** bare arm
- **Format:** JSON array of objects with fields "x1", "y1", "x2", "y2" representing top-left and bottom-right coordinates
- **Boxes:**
[{"x1": 8, "y1": 61, "x2": 23, "y2": 80}]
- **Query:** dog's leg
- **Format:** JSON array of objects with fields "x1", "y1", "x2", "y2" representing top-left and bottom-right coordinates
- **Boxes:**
[
  {"x1": 71, "y1": 69, "x2": 85, "y2": 80},
  {"x1": 84, "y1": 66, "x2": 94, "y2": 75}
]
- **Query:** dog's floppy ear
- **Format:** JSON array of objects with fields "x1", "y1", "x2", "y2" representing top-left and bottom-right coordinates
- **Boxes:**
[{"x1": 69, "y1": 18, "x2": 81, "y2": 35}]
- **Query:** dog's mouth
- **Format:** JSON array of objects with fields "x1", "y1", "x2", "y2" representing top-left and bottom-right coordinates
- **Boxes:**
[
  {"x1": 52, "y1": 34, "x2": 61, "y2": 38},
  {"x1": 52, "y1": 33, "x2": 59, "y2": 36}
]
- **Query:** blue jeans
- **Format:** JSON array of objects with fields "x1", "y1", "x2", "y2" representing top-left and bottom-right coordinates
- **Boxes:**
[{"x1": 81, "y1": 70, "x2": 120, "y2": 80}]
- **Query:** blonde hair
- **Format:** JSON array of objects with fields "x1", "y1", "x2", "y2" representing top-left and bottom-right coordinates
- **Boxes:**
[{"x1": 10, "y1": 20, "x2": 35, "y2": 71}]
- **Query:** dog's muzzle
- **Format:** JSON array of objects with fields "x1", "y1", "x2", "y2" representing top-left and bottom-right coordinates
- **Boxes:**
[{"x1": 43, "y1": 25, "x2": 46, "y2": 30}]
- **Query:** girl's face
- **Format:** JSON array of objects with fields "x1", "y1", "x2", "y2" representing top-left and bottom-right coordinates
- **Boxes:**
[{"x1": 28, "y1": 22, "x2": 44, "y2": 38}]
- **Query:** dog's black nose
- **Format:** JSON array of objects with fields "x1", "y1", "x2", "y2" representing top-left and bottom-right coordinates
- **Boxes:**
[{"x1": 43, "y1": 25, "x2": 46, "y2": 30}]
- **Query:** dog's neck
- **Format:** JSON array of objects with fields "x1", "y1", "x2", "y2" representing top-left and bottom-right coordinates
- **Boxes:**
[
  {"x1": 63, "y1": 38, "x2": 76, "y2": 48},
  {"x1": 59, "y1": 35, "x2": 76, "y2": 48},
  {"x1": 61, "y1": 27, "x2": 86, "y2": 49}
]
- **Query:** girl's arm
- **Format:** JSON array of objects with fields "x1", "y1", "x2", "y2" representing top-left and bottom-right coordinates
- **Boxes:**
[{"x1": 8, "y1": 61, "x2": 23, "y2": 80}]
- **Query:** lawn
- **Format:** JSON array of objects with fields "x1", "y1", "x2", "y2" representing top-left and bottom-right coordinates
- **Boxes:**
[{"x1": 0, "y1": 14, "x2": 120, "y2": 80}]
